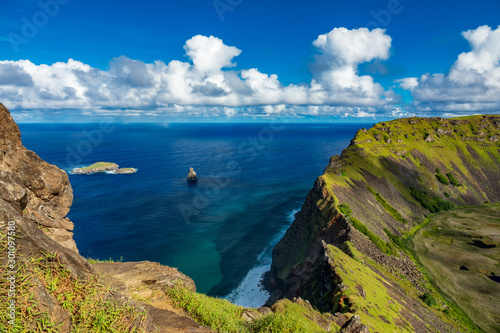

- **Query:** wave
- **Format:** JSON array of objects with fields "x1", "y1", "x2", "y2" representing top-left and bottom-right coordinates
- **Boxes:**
[{"x1": 224, "y1": 207, "x2": 301, "y2": 308}]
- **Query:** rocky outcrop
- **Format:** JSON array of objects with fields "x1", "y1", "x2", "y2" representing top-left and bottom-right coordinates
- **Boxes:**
[
  {"x1": 115, "y1": 167, "x2": 138, "y2": 174},
  {"x1": 340, "y1": 316, "x2": 369, "y2": 333},
  {"x1": 93, "y1": 262, "x2": 212, "y2": 333},
  {"x1": 0, "y1": 103, "x2": 96, "y2": 331},
  {"x1": 0, "y1": 103, "x2": 77, "y2": 252},
  {"x1": 187, "y1": 167, "x2": 198, "y2": 182}
]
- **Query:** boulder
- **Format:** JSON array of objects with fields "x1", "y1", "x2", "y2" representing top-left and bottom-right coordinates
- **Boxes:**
[{"x1": 340, "y1": 315, "x2": 370, "y2": 333}]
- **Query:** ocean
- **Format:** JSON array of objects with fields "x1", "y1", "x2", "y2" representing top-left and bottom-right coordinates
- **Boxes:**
[{"x1": 18, "y1": 122, "x2": 365, "y2": 307}]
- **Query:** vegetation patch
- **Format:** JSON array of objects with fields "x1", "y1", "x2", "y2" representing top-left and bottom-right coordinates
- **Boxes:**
[
  {"x1": 80, "y1": 162, "x2": 118, "y2": 170},
  {"x1": 420, "y1": 292, "x2": 437, "y2": 307},
  {"x1": 367, "y1": 186, "x2": 408, "y2": 224},
  {"x1": 166, "y1": 285, "x2": 330, "y2": 332},
  {"x1": 339, "y1": 204, "x2": 397, "y2": 255},
  {"x1": 410, "y1": 188, "x2": 454, "y2": 213},
  {"x1": 412, "y1": 205, "x2": 500, "y2": 333},
  {"x1": 325, "y1": 244, "x2": 414, "y2": 332},
  {"x1": 446, "y1": 172, "x2": 462, "y2": 187},
  {"x1": 0, "y1": 240, "x2": 147, "y2": 332},
  {"x1": 383, "y1": 228, "x2": 406, "y2": 249},
  {"x1": 435, "y1": 169, "x2": 450, "y2": 185},
  {"x1": 87, "y1": 257, "x2": 123, "y2": 264}
]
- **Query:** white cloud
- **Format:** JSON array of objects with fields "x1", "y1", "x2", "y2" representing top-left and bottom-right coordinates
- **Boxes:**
[
  {"x1": 400, "y1": 25, "x2": 500, "y2": 113},
  {"x1": 184, "y1": 35, "x2": 241, "y2": 73},
  {"x1": 312, "y1": 27, "x2": 391, "y2": 66},
  {"x1": 0, "y1": 29, "x2": 396, "y2": 118},
  {"x1": 263, "y1": 104, "x2": 286, "y2": 114},
  {"x1": 310, "y1": 27, "x2": 392, "y2": 105},
  {"x1": 396, "y1": 77, "x2": 418, "y2": 90}
]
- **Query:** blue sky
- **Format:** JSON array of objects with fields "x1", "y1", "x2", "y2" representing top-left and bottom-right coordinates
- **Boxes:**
[{"x1": 0, "y1": 0, "x2": 499, "y2": 122}]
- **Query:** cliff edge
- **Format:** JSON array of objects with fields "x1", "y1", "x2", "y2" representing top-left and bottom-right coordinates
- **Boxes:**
[
  {"x1": 0, "y1": 103, "x2": 78, "y2": 252},
  {"x1": 266, "y1": 115, "x2": 500, "y2": 332}
]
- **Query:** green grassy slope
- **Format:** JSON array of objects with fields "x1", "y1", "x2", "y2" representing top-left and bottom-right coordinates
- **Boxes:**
[
  {"x1": 269, "y1": 115, "x2": 500, "y2": 332},
  {"x1": 412, "y1": 205, "x2": 500, "y2": 333},
  {"x1": 323, "y1": 115, "x2": 500, "y2": 242}
]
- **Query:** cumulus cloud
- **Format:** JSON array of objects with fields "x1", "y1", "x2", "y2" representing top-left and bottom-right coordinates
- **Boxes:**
[
  {"x1": 184, "y1": 35, "x2": 241, "y2": 73},
  {"x1": 0, "y1": 29, "x2": 395, "y2": 117},
  {"x1": 400, "y1": 25, "x2": 500, "y2": 113},
  {"x1": 310, "y1": 27, "x2": 392, "y2": 105}
]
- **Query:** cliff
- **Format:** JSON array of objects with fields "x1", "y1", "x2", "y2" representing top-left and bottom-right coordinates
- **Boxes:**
[
  {"x1": 0, "y1": 103, "x2": 78, "y2": 252},
  {"x1": 266, "y1": 115, "x2": 500, "y2": 332}
]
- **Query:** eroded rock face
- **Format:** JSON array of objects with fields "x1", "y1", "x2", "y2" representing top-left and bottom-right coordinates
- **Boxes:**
[
  {"x1": 0, "y1": 103, "x2": 77, "y2": 252},
  {"x1": 93, "y1": 261, "x2": 197, "y2": 294}
]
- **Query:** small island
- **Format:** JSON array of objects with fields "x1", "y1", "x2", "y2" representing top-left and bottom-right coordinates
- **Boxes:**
[{"x1": 71, "y1": 162, "x2": 137, "y2": 175}]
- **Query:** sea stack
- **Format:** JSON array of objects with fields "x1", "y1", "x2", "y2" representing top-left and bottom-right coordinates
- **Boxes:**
[{"x1": 187, "y1": 167, "x2": 198, "y2": 182}]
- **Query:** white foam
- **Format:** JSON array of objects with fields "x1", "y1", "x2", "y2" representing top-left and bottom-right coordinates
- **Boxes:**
[{"x1": 225, "y1": 207, "x2": 300, "y2": 308}]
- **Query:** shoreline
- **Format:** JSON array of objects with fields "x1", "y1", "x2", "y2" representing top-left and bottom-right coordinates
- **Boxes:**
[{"x1": 224, "y1": 208, "x2": 300, "y2": 308}]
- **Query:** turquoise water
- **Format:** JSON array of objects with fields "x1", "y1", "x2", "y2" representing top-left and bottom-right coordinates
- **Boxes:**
[{"x1": 18, "y1": 122, "x2": 364, "y2": 306}]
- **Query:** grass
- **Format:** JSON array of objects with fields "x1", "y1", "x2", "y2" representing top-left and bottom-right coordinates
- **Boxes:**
[
  {"x1": 367, "y1": 186, "x2": 408, "y2": 224},
  {"x1": 0, "y1": 236, "x2": 148, "y2": 332},
  {"x1": 324, "y1": 244, "x2": 414, "y2": 332},
  {"x1": 411, "y1": 205, "x2": 500, "y2": 333},
  {"x1": 339, "y1": 203, "x2": 397, "y2": 256},
  {"x1": 166, "y1": 284, "x2": 330, "y2": 332},
  {"x1": 80, "y1": 162, "x2": 118, "y2": 170},
  {"x1": 166, "y1": 284, "x2": 246, "y2": 332},
  {"x1": 388, "y1": 208, "x2": 495, "y2": 333},
  {"x1": 87, "y1": 257, "x2": 123, "y2": 264}
]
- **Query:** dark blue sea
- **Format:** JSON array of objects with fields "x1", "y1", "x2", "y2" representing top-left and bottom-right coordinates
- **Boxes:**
[{"x1": 18, "y1": 122, "x2": 364, "y2": 307}]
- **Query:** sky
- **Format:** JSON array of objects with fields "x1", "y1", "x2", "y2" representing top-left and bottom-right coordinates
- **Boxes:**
[{"x1": 0, "y1": 0, "x2": 499, "y2": 122}]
